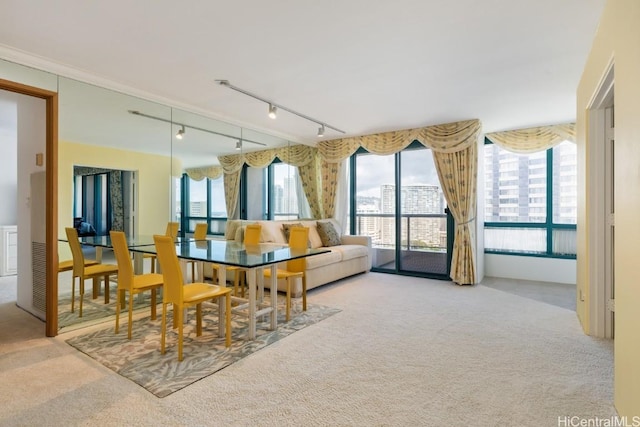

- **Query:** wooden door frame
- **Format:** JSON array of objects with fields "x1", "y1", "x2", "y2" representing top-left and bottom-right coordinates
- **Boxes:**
[{"x1": 0, "y1": 77, "x2": 58, "y2": 336}]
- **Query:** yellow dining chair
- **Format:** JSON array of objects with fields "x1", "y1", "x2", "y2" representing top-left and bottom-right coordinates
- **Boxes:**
[
  {"x1": 58, "y1": 255, "x2": 99, "y2": 298},
  {"x1": 263, "y1": 226, "x2": 309, "y2": 321},
  {"x1": 186, "y1": 222, "x2": 209, "y2": 282},
  {"x1": 65, "y1": 227, "x2": 119, "y2": 317},
  {"x1": 229, "y1": 223, "x2": 262, "y2": 297},
  {"x1": 110, "y1": 231, "x2": 164, "y2": 339},
  {"x1": 145, "y1": 222, "x2": 179, "y2": 273},
  {"x1": 154, "y1": 234, "x2": 232, "y2": 361}
]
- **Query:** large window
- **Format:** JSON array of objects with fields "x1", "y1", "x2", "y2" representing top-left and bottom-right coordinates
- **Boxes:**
[
  {"x1": 484, "y1": 140, "x2": 577, "y2": 257},
  {"x1": 180, "y1": 175, "x2": 227, "y2": 235}
]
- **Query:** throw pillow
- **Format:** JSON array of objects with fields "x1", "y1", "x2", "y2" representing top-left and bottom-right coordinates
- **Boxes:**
[
  {"x1": 282, "y1": 223, "x2": 303, "y2": 242},
  {"x1": 317, "y1": 221, "x2": 341, "y2": 247}
]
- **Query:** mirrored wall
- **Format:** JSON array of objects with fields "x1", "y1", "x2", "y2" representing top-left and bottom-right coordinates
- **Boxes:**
[{"x1": 0, "y1": 57, "x2": 290, "y2": 331}]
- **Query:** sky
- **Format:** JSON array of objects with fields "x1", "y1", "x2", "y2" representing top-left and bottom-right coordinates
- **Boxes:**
[{"x1": 354, "y1": 149, "x2": 441, "y2": 198}]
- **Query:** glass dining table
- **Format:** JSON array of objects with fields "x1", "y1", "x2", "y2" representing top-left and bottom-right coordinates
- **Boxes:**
[{"x1": 130, "y1": 239, "x2": 329, "y2": 340}]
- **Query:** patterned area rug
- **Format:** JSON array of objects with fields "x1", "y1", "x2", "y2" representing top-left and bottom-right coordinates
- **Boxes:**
[
  {"x1": 58, "y1": 281, "x2": 154, "y2": 329},
  {"x1": 65, "y1": 297, "x2": 340, "y2": 397}
]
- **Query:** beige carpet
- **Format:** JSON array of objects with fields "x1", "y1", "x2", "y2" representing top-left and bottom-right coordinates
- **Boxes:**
[{"x1": 0, "y1": 273, "x2": 616, "y2": 426}]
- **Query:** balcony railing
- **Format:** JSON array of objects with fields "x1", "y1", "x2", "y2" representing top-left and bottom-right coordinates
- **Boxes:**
[{"x1": 354, "y1": 212, "x2": 447, "y2": 252}]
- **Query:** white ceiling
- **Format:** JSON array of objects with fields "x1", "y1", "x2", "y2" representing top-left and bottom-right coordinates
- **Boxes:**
[{"x1": 0, "y1": 0, "x2": 605, "y2": 149}]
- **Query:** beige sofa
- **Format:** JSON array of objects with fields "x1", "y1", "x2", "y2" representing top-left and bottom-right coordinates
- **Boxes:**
[{"x1": 220, "y1": 218, "x2": 371, "y2": 297}]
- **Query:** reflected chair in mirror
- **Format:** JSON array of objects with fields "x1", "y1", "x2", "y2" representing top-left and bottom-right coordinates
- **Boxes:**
[
  {"x1": 263, "y1": 226, "x2": 309, "y2": 321},
  {"x1": 154, "y1": 234, "x2": 232, "y2": 361},
  {"x1": 145, "y1": 222, "x2": 179, "y2": 273},
  {"x1": 65, "y1": 227, "x2": 119, "y2": 317},
  {"x1": 58, "y1": 255, "x2": 99, "y2": 298},
  {"x1": 110, "y1": 231, "x2": 164, "y2": 339},
  {"x1": 186, "y1": 222, "x2": 212, "y2": 282},
  {"x1": 229, "y1": 223, "x2": 262, "y2": 297}
]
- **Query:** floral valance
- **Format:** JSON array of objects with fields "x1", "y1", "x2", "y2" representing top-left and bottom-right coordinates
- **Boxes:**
[
  {"x1": 218, "y1": 145, "x2": 316, "y2": 173},
  {"x1": 184, "y1": 165, "x2": 224, "y2": 181},
  {"x1": 485, "y1": 123, "x2": 575, "y2": 154},
  {"x1": 317, "y1": 119, "x2": 481, "y2": 163}
]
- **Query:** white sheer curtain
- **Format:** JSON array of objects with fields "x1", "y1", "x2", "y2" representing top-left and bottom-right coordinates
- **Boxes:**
[{"x1": 295, "y1": 172, "x2": 312, "y2": 219}]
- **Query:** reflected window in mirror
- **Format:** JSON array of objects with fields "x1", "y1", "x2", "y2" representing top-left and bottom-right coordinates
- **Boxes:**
[
  {"x1": 181, "y1": 174, "x2": 227, "y2": 236},
  {"x1": 265, "y1": 161, "x2": 309, "y2": 221}
]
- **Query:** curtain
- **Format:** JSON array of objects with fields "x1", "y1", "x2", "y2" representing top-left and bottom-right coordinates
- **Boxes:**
[
  {"x1": 109, "y1": 171, "x2": 124, "y2": 231},
  {"x1": 219, "y1": 154, "x2": 244, "y2": 219},
  {"x1": 298, "y1": 153, "x2": 323, "y2": 219},
  {"x1": 485, "y1": 123, "x2": 575, "y2": 154},
  {"x1": 317, "y1": 119, "x2": 481, "y2": 284},
  {"x1": 218, "y1": 145, "x2": 321, "y2": 219},
  {"x1": 321, "y1": 159, "x2": 341, "y2": 219},
  {"x1": 185, "y1": 165, "x2": 223, "y2": 181},
  {"x1": 434, "y1": 143, "x2": 477, "y2": 285}
]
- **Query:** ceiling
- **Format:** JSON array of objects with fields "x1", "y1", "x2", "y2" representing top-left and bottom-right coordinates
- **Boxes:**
[{"x1": 0, "y1": 0, "x2": 605, "y2": 148}]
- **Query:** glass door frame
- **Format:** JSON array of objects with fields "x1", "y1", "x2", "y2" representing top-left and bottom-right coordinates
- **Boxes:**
[{"x1": 349, "y1": 142, "x2": 452, "y2": 279}]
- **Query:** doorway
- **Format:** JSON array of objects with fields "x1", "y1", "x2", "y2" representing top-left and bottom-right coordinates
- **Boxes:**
[
  {"x1": 587, "y1": 62, "x2": 615, "y2": 339},
  {"x1": 351, "y1": 142, "x2": 452, "y2": 279},
  {"x1": 0, "y1": 78, "x2": 58, "y2": 336}
]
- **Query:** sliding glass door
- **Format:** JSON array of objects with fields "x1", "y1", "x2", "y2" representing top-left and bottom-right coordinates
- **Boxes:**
[{"x1": 352, "y1": 143, "x2": 451, "y2": 278}]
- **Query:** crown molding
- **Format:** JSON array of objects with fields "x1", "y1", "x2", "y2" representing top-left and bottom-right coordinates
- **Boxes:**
[{"x1": 0, "y1": 44, "x2": 302, "y2": 144}]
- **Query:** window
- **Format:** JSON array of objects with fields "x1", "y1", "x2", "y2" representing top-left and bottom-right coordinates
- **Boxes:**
[
  {"x1": 267, "y1": 162, "x2": 301, "y2": 220},
  {"x1": 180, "y1": 175, "x2": 227, "y2": 235},
  {"x1": 484, "y1": 140, "x2": 577, "y2": 257}
]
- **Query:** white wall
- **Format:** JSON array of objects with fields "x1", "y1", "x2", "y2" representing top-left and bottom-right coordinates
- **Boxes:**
[
  {"x1": 0, "y1": 92, "x2": 18, "y2": 226},
  {"x1": 15, "y1": 92, "x2": 46, "y2": 317},
  {"x1": 484, "y1": 254, "x2": 576, "y2": 284}
]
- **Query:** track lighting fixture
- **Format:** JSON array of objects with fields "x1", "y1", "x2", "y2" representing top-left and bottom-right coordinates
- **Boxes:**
[
  {"x1": 215, "y1": 80, "x2": 345, "y2": 137},
  {"x1": 128, "y1": 110, "x2": 267, "y2": 149},
  {"x1": 236, "y1": 140, "x2": 242, "y2": 151},
  {"x1": 176, "y1": 125, "x2": 185, "y2": 140},
  {"x1": 268, "y1": 104, "x2": 277, "y2": 119}
]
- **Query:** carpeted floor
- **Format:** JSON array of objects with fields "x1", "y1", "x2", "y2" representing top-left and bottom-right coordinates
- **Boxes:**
[
  {"x1": 0, "y1": 272, "x2": 617, "y2": 426},
  {"x1": 66, "y1": 299, "x2": 339, "y2": 397}
]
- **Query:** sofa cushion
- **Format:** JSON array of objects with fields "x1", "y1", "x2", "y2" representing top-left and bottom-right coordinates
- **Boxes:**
[
  {"x1": 330, "y1": 244, "x2": 369, "y2": 261},
  {"x1": 305, "y1": 250, "x2": 342, "y2": 270},
  {"x1": 259, "y1": 221, "x2": 286, "y2": 244},
  {"x1": 300, "y1": 221, "x2": 323, "y2": 249},
  {"x1": 317, "y1": 220, "x2": 341, "y2": 247}
]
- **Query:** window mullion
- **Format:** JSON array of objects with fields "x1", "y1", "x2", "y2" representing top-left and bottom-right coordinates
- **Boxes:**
[{"x1": 546, "y1": 148, "x2": 553, "y2": 255}]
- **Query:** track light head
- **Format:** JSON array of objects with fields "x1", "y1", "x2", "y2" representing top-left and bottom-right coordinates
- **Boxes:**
[
  {"x1": 317, "y1": 125, "x2": 325, "y2": 138},
  {"x1": 236, "y1": 140, "x2": 242, "y2": 151},
  {"x1": 176, "y1": 126, "x2": 185, "y2": 140},
  {"x1": 268, "y1": 104, "x2": 277, "y2": 119}
]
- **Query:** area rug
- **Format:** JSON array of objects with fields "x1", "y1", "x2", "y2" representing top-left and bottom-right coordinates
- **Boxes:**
[
  {"x1": 58, "y1": 281, "x2": 154, "y2": 329},
  {"x1": 65, "y1": 298, "x2": 340, "y2": 397}
]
